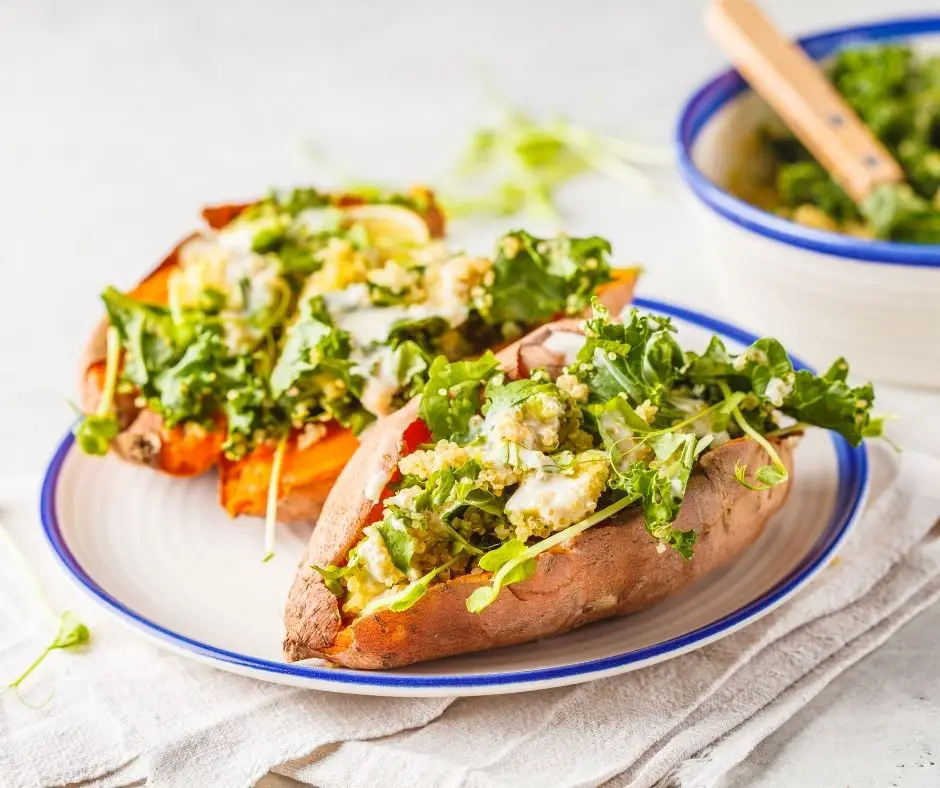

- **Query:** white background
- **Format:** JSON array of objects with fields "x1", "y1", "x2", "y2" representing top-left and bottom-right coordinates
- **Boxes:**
[{"x1": 2, "y1": 1, "x2": 938, "y2": 785}]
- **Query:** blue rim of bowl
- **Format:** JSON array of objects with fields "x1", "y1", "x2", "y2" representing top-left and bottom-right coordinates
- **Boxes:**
[
  {"x1": 40, "y1": 298, "x2": 869, "y2": 690},
  {"x1": 676, "y1": 15, "x2": 940, "y2": 268}
]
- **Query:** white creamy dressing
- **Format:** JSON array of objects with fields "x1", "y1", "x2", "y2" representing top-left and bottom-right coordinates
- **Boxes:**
[
  {"x1": 480, "y1": 392, "x2": 565, "y2": 454},
  {"x1": 216, "y1": 221, "x2": 263, "y2": 255},
  {"x1": 320, "y1": 283, "x2": 370, "y2": 312},
  {"x1": 480, "y1": 437, "x2": 553, "y2": 473},
  {"x1": 175, "y1": 229, "x2": 284, "y2": 353},
  {"x1": 224, "y1": 254, "x2": 281, "y2": 312},
  {"x1": 764, "y1": 375, "x2": 794, "y2": 407},
  {"x1": 541, "y1": 330, "x2": 585, "y2": 364},
  {"x1": 385, "y1": 485, "x2": 421, "y2": 510},
  {"x1": 295, "y1": 207, "x2": 337, "y2": 234},
  {"x1": 364, "y1": 467, "x2": 390, "y2": 502},
  {"x1": 355, "y1": 345, "x2": 404, "y2": 417},
  {"x1": 334, "y1": 305, "x2": 425, "y2": 348},
  {"x1": 600, "y1": 409, "x2": 634, "y2": 445},
  {"x1": 504, "y1": 470, "x2": 586, "y2": 523}
]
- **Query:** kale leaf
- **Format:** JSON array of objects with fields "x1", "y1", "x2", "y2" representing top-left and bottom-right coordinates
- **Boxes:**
[
  {"x1": 574, "y1": 302, "x2": 681, "y2": 408},
  {"x1": 270, "y1": 298, "x2": 368, "y2": 432},
  {"x1": 375, "y1": 520, "x2": 416, "y2": 576},
  {"x1": 783, "y1": 360, "x2": 881, "y2": 446},
  {"x1": 482, "y1": 231, "x2": 613, "y2": 326},
  {"x1": 418, "y1": 352, "x2": 502, "y2": 442},
  {"x1": 101, "y1": 287, "x2": 181, "y2": 397},
  {"x1": 768, "y1": 44, "x2": 940, "y2": 240},
  {"x1": 683, "y1": 333, "x2": 880, "y2": 446}
]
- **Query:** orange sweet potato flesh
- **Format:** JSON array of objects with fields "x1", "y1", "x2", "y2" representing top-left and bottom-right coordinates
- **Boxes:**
[
  {"x1": 598, "y1": 267, "x2": 640, "y2": 302},
  {"x1": 219, "y1": 424, "x2": 361, "y2": 524}
]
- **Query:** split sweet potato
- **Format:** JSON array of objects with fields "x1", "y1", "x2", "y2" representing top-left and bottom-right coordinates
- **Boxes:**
[{"x1": 282, "y1": 319, "x2": 797, "y2": 669}]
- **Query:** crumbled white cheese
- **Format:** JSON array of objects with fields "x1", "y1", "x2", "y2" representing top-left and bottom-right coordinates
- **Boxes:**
[
  {"x1": 357, "y1": 525, "x2": 405, "y2": 585},
  {"x1": 355, "y1": 346, "x2": 405, "y2": 417}
]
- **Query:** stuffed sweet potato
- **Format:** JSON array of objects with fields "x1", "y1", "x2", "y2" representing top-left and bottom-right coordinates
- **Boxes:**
[
  {"x1": 77, "y1": 186, "x2": 446, "y2": 477},
  {"x1": 283, "y1": 306, "x2": 883, "y2": 668}
]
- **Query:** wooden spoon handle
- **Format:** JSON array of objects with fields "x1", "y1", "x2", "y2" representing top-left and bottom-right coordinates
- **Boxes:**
[{"x1": 706, "y1": 0, "x2": 903, "y2": 202}]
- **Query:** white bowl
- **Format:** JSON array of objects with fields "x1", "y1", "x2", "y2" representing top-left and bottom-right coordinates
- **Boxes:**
[{"x1": 676, "y1": 16, "x2": 940, "y2": 388}]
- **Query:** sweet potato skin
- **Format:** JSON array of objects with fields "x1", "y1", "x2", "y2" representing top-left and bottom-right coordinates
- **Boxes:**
[{"x1": 282, "y1": 317, "x2": 797, "y2": 669}]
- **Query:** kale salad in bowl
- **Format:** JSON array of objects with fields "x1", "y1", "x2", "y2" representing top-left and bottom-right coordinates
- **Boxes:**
[
  {"x1": 677, "y1": 16, "x2": 940, "y2": 388},
  {"x1": 744, "y1": 44, "x2": 940, "y2": 242}
]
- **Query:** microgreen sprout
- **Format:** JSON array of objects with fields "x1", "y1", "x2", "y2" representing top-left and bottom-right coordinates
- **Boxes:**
[
  {"x1": 262, "y1": 434, "x2": 289, "y2": 562},
  {"x1": 72, "y1": 326, "x2": 121, "y2": 455},
  {"x1": 6, "y1": 611, "x2": 90, "y2": 693},
  {"x1": 361, "y1": 555, "x2": 461, "y2": 616},
  {"x1": 466, "y1": 496, "x2": 636, "y2": 612},
  {"x1": 443, "y1": 105, "x2": 672, "y2": 221},
  {"x1": 718, "y1": 382, "x2": 790, "y2": 491},
  {"x1": 0, "y1": 521, "x2": 91, "y2": 695}
]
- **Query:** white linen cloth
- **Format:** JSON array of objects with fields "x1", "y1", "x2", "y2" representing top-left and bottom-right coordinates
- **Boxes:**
[{"x1": 1, "y1": 439, "x2": 938, "y2": 788}]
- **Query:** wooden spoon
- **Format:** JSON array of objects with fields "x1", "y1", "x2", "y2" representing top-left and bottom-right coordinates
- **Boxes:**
[{"x1": 706, "y1": 0, "x2": 903, "y2": 202}]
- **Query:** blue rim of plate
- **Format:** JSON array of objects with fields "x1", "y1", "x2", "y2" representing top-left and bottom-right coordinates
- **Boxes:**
[
  {"x1": 40, "y1": 298, "x2": 869, "y2": 690},
  {"x1": 676, "y1": 15, "x2": 940, "y2": 268}
]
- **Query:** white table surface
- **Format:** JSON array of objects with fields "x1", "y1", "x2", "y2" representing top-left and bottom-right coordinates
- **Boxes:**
[{"x1": 2, "y1": 1, "x2": 938, "y2": 785}]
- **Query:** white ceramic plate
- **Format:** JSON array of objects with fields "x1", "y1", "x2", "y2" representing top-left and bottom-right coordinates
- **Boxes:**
[{"x1": 41, "y1": 299, "x2": 869, "y2": 696}]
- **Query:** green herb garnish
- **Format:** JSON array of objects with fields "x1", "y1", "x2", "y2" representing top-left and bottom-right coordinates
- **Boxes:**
[{"x1": 73, "y1": 325, "x2": 121, "y2": 455}]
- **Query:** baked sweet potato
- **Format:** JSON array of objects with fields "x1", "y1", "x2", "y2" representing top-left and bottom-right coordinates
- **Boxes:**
[
  {"x1": 218, "y1": 268, "x2": 639, "y2": 525},
  {"x1": 78, "y1": 188, "x2": 446, "y2": 477},
  {"x1": 281, "y1": 320, "x2": 797, "y2": 668}
]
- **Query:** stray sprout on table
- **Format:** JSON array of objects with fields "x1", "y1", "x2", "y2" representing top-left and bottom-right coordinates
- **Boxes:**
[
  {"x1": 442, "y1": 105, "x2": 673, "y2": 221},
  {"x1": 0, "y1": 521, "x2": 90, "y2": 695},
  {"x1": 5, "y1": 611, "x2": 90, "y2": 694}
]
